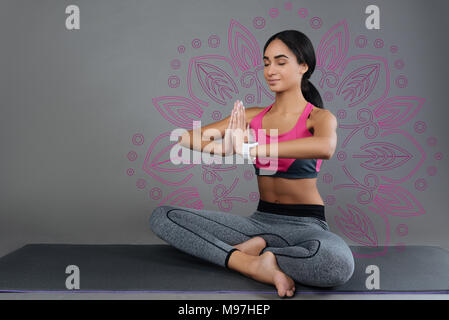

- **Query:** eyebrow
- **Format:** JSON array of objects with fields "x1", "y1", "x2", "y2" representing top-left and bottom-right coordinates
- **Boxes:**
[{"x1": 263, "y1": 54, "x2": 289, "y2": 60}]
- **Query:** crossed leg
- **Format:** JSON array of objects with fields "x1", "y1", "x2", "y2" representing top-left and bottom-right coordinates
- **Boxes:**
[
  {"x1": 149, "y1": 205, "x2": 296, "y2": 297},
  {"x1": 149, "y1": 205, "x2": 353, "y2": 297}
]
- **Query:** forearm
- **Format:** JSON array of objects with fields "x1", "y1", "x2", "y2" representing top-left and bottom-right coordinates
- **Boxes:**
[
  {"x1": 178, "y1": 132, "x2": 226, "y2": 157},
  {"x1": 203, "y1": 140, "x2": 226, "y2": 157},
  {"x1": 250, "y1": 137, "x2": 333, "y2": 160}
]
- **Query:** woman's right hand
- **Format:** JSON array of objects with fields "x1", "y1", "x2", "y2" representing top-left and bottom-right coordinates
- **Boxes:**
[{"x1": 222, "y1": 100, "x2": 241, "y2": 156}]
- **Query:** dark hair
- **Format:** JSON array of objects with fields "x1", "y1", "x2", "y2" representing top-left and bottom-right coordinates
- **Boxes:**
[{"x1": 263, "y1": 30, "x2": 324, "y2": 109}]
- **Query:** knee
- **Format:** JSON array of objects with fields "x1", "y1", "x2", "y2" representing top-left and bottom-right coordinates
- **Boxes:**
[
  {"x1": 149, "y1": 205, "x2": 173, "y2": 234},
  {"x1": 317, "y1": 246, "x2": 355, "y2": 287}
]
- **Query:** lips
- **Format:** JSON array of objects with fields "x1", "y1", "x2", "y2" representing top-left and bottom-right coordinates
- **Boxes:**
[{"x1": 268, "y1": 79, "x2": 279, "y2": 84}]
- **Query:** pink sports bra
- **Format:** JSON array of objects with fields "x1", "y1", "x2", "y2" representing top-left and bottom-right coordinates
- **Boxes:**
[{"x1": 249, "y1": 101, "x2": 322, "y2": 179}]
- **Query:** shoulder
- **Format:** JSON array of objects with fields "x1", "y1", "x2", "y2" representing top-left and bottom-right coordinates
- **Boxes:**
[
  {"x1": 310, "y1": 108, "x2": 337, "y2": 130},
  {"x1": 246, "y1": 106, "x2": 265, "y2": 114},
  {"x1": 245, "y1": 106, "x2": 265, "y2": 122}
]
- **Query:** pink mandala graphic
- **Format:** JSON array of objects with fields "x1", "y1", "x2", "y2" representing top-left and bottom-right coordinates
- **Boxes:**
[{"x1": 126, "y1": 6, "x2": 441, "y2": 255}]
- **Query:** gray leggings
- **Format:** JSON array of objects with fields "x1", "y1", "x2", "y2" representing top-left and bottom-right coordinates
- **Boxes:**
[{"x1": 149, "y1": 204, "x2": 355, "y2": 287}]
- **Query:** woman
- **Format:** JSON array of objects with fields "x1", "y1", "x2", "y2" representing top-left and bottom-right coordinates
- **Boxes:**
[{"x1": 149, "y1": 30, "x2": 354, "y2": 298}]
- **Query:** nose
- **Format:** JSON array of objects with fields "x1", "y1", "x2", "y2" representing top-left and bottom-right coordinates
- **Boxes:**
[{"x1": 265, "y1": 64, "x2": 277, "y2": 77}]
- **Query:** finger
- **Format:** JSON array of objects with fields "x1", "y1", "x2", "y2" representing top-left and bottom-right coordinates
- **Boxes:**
[
  {"x1": 230, "y1": 102, "x2": 236, "y2": 121},
  {"x1": 242, "y1": 102, "x2": 246, "y2": 121},
  {"x1": 231, "y1": 113, "x2": 236, "y2": 144},
  {"x1": 235, "y1": 100, "x2": 242, "y2": 128},
  {"x1": 228, "y1": 110, "x2": 234, "y2": 129},
  {"x1": 237, "y1": 103, "x2": 242, "y2": 128},
  {"x1": 240, "y1": 104, "x2": 244, "y2": 129}
]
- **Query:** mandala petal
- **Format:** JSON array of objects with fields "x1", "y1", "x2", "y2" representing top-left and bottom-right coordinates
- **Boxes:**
[
  {"x1": 380, "y1": 129, "x2": 426, "y2": 183},
  {"x1": 316, "y1": 19, "x2": 350, "y2": 72},
  {"x1": 356, "y1": 142, "x2": 413, "y2": 171},
  {"x1": 352, "y1": 129, "x2": 426, "y2": 183},
  {"x1": 374, "y1": 96, "x2": 425, "y2": 130},
  {"x1": 228, "y1": 19, "x2": 261, "y2": 72},
  {"x1": 158, "y1": 187, "x2": 204, "y2": 209},
  {"x1": 152, "y1": 96, "x2": 203, "y2": 130},
  {"x1": 142, "y1": 132, "x2": 195, "y2": 187},
  {"x1": 337, "y1": 55, "x2": 390, "y2": 108},
  {"x1": 187, "y1": 55, "x2": 239, "y2": 106},
  {"x1": 373, "y1": 183, "x2": 425, "y2": 216},
  {"x1": 334, "y1": 204, "x2": 378, "y2": 247}
]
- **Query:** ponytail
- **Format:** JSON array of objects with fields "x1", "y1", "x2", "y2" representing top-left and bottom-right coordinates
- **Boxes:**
[{"x1": 301, "y1": 77, "x2": 323, "y2": 109}]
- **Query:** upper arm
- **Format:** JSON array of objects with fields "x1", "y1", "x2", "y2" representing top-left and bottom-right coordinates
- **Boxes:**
[
  {"x1": 182, "y1": 106, "x2": 262, "y2": 140},
  {"x1": 312, "y1": 110, "x2": 338, "y2": 158}
]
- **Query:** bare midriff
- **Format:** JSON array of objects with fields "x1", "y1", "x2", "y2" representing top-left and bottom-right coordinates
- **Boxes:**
[
  {"x1": 249, "y1": 105, "x2": 325, "y2": 206},
  {"x1": 256, "y1": 176, "x2": 324, "y2": 205}
]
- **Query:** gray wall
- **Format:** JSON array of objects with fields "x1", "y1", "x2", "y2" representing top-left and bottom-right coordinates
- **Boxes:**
[{"x1": 1, "y1": 0, "x2": 448, "y2": 257}]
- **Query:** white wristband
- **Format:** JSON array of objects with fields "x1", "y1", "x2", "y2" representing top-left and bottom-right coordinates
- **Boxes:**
[{"x1": 242, "y1": 142, "x2": 258, "y2": 161}]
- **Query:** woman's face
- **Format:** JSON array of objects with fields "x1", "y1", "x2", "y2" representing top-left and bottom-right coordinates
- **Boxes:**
[{"x1": 263, "y1": 39, "x2": 308, "y2": 93}]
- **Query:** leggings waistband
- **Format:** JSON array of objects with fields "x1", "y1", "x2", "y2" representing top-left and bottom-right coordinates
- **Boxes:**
[{"x1": 257, "y1": 199, "x2": 326, "y2": 222}]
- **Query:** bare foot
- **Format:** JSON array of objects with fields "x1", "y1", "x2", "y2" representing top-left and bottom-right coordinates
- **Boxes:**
[
  {"x1": 233, "y1": 236, "x2": 266, "y2": 256},
  {"x1": 250, "y1": 251, "x2": 296, "y2": 298}
]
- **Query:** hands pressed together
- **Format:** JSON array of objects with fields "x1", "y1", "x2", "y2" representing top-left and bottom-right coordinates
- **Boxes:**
[{"x1": 223, "y1": 100, "x2": 253, "y2": 158}]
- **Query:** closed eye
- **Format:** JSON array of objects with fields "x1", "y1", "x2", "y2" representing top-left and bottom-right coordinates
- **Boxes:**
[{"x1": 264, "y1": 63, "x2": 286, "y2": 67}]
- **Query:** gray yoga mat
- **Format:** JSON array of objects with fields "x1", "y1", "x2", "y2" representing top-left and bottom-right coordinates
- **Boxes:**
[{"x1": 0, "y1": 244, "x2": 448, "y2": 294}]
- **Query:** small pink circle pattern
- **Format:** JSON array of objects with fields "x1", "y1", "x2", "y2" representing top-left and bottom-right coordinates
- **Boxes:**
[
  {"x1": 170, "y1": 59, "x2": 181, "y2": 70},
  {"x1": 269, "y1": 8, "x2": 279, "y2": 18},
  {"x1": 168, "y1": 75, "x2": 180, "y2": 88},
  {"x1": 396, "y1": 224, "x2": 408, "y2": 236},
  {"x1": 414, "y1": 178, "x2": 427, "y2": 191},
  {"x1": 208, "y1": 35, "x2": 220, "y2": 48},
  {"x1": 192, "y1": 39, "x2": 202, "y2": 48},
  {"x1": 177, "y1": 45, "x2": 186, "y2": 54},
  {"x1": 310, "y1": 17, "x2": 322, "y2": 29},
  {"x1": 427, "y1": 137, "x2": 437, "y2": 147},
  {"x1": 297, "y1": 8, "x2": 308, "y2": 18},
  {"x1": 324, "y1": 91, "x2": 334, "y2": 101},
  {"x1": 323, "y1": 173, "x2": 333, "y2": 184},
  {"x1": 427, "y1": 166, "x2": 437, "y2": 176},
  {"x1": 253, "y1": 17, "x2": 266, "y2": 29},
  {"x1": 414, "y1": 121, "x2": 427, "y2": 134},
  {"x1": 337, "y1": 151, "x2": 347, "y2": 161},
  {"x1": 374, "y1": 38, "x2": 384, "y2": 48},
  {"x1": 244, "y1": 169, "x2": 254, "y2": 180},
  {"x1": 136, "y1": 179, "x2": 146, "y2": 189},
  {"x1": 325, "y1": 195, "x2": 336, "y2": 205},
  {"x1": 150, "y1": 187, "x2": 162, "y2": 200},
  {"x1": 337, "y1": 109, "x2": 347, "y2": 119},
  {"x1": 211, "y1": 110, "x2": 222, "y2": 121},
  {"x1": 355, "y1": 35, "x2": 368, "y2": 48},
  {"x1": 249, "y1": 192, "x2": 260, "y2": 202},
  {"x1": 435, "y1": 152, "x2": 443, "y2": 161},
  {"x1": 132, "y1": 134, "x2": 144, "y2": 146},
  {"x1": 245, "y1": 94, "x2": 255, "y2": 104},
  {"x1": 394, "y1": 59, "x2": 404, "y2": 70},
  {"x1": 395, "y1": 75, "x2": 408, "y2": 88},
  {"x1": 127, "y1": 151, "x2": 138, "y2": 161}
]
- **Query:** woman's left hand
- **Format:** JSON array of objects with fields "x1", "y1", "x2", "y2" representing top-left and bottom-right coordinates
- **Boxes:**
[{"x1": 232, "y1": 100, "x2": 249, "y2": 156}]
